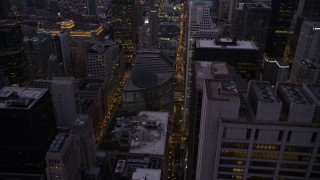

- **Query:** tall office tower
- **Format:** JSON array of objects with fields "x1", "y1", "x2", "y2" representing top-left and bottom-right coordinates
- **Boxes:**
[
  {"x1": 0, "y1": 20, "x2": 30, "y2": 86},
  {"x1": 71, "y1": 115, "x2": 96, "y2": 173},
  {"x1": 53, "y1": 31, "x2": 72, "y2": 77},
  {"x1": 290, "y1": 21, "x2": 320, "y2": 83},
  {"x1": 23, "y1": 31, "x2": 54, "y2": 79},
  {"x1": 187, "y1": 61, "x2": 248, "y2": 180},
  {"x1": 263, "y1": 57, "x2": 289, "y2": 85},
  {"x1": 112, "y1": 0, "x2": 137, "y2": 61},
  {"x1": 0, "y1": 87, "x2": 56, "y2": 173},
  {"x1": 284, "y1": 0, "x2": 320, "y2": 63},
  {"x1": 48, "y1": 54, "x2": 63, "y2": 79},
  {"x1": 194, "y1": 38, "x2": 260, "y2": 80},
  {"x1": 265, "y1": 0, "x2": 299, "y2": 58},
  {"x1": 217, "y1": 0, "x2": 240, "y2": 22},
  {"x1": 45, "y1": 134, "x2": 81, "y2": 180},
  {"x1": 85, "y1": 42, "x2": 113, "y2": 84},
  {"x1": 195, "y1": 80, "x2": 320, "y2": 180},
  {"x1": 51, "y1": 77, "x2": 78, "y2": 127},
  {"x1": 150, "y1": 7, "x2": 159, "y2": 47},
  {"x1": 185, "y1": 2, "x2": 220, "y2": 127},
  {"x1": 231, "y1": 3, "x2": 272, "y2": 67},
  {"x1": 87, "y1": 0, "x2": 97, "y2": 16}
]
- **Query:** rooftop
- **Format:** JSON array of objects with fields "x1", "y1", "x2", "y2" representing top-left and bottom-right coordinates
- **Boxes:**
[
  {"x1": 111, "y1": 111, "x2": 168, "y2": 156},
  {"x1": 250, "y1": 81, "x2": 280, "y2": 103},
  {"x1": 205, "y1": 80, "x2": 240, "y2": 102},
  {"x1": 277, "y1": 83, "x2": 312, "y2": 105},
  {"x1": 131, "y1": 168, "x2": 161, "y2": 180},
  {"x1": 49, "y1": 134, "x2": 69, "y2": 153},
  {"x1": 0, "y1": 87, "x2": 47, "y2": 109},
  {"x1": 196, "y1": 39, "x2": 258, "y2": 50}
]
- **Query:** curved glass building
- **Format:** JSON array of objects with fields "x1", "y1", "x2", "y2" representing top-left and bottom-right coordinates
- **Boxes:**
[{"x1": 0, "y1": 20, "x2": 30, "y2": 86}]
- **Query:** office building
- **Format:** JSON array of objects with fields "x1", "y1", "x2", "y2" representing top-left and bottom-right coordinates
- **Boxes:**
[
  {"x1": 231, "y1": 2, "x2": 272, "y2": 67},
  {"x1": 284, "y1": 0, "x2": 320, "y2": 63},
  {"x1": 290, "y1": 21, "x2": 320, "y2": 83},
  {"x1": 265, "y1": 0, "x2": 299, "y2": 58},
  {"x1": 53, "y1": 31, "x2": 72, "y2": 77},
  {"x1": 194, "y1": 38, "x2": 260, "y2": 80},
  {"x1": 185, "y1": 2, "x2": 220, "y2": 126},
  {"x1": 0, "y1": 70, "x2": 9, "y2": 88},
  {"x1": 112, "y1": 0, "x2": 137, "y2": 61},
  {"x1": 85, "y1": 42, "x2": 114, "y2": 84},
  {"x1": 195, "y1": 80, "x2": 320, "y2": 180},
  {"x1": 51, "y1": 77, "x2": 78, "y2": 127},
  {"x1": 0, "y1": 20, "x2": 30, "y2": 86},
  {"x1": 23, "y1": 30, "x2": 54, "y2": 79},
  {"x1": 71, "y1": 115, "x2": 97, "y2": 173},
  {"x1": 0, "y1": 87, "x2": 56, "y2": 173},
  {"x1": 48, "y1": 54, "x2": 63, "y2": 79},
  {"x1": 122, "y1": 50, "x2": 174, "y2": 112},
  {"x1": 187, "y1": 61, "x2": 248, "y2": 180},
  {"x1": 45, "y1": 134, "x2": 82, "y2": 180},
  {"x1": 263, "y1": 57, "x2": 290, "y2": 85}
]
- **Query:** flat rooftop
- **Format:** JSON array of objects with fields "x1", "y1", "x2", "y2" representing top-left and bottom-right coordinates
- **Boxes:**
[
  {"x1": 132, "y1": 168, "x2": 161, "y2": 180},
  {"x1": 250, "y1": 81, "x2": 280, "y2": 103},
  {"x1": 196, "y1": 39, "x2": 258, "y2": 50},
  {"x1": 49, "y1": 134, "x2": 69, "y2": 153},
  {"x1": 277, "y1": 83, "x2": 312, "y2": 105},
  {"x1": 205, "y1": 80, "x2": 240, "y2": 102},
  {"x1": 0, "y1": 87, "x2": 47, "y2": 109},
  {"x1": 129, "y1": 111, "x2": 168, "y2": 156}
]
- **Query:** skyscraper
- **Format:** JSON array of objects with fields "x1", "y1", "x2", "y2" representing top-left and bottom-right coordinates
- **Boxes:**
[
  {"x1": 0, "y1": 87, "x2": 56, "y2": 173},
  {"x1": 0, "y1": 20, "x2": 30, "y2": 86},
  {"x1": 53, "y1": 31, "x2": 72, "y2": 77},
  {"x1": 112, "y1": 0, "x2": 137, "y2": 61},
  {"x1": 290, "y1": 21, "x2": 320, "y2": 83},
  {"x1": 196, "y1": 80, "x2": 320, "y2": 180},
  {"x1": 265, "y1": 0, "x2": 299, "y2": 58},
  {"x1": 231, "y1": 3, "x2": 272, "y2": 70},
  {"x1": 45, "y1": 133, "x2": 82, "y2": 180},
  {"x1": 51, "y1": 77, "x2": 78, "y2": 127}
]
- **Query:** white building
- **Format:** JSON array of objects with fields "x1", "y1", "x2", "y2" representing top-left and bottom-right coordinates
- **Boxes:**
[
  {"x1": 196, "y1": 80, "x2": 320, "y2": 180},
  {"x1": 45, "y1": 134, "x2": 81, "y2": 180},
  {"x1": 131, "y1": 168, "x2": 161, "y2": 180}
]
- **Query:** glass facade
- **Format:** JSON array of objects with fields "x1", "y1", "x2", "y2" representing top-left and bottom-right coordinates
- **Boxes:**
[{"x1": 0, "y1": 20, "x2": 30, "y2": 86}]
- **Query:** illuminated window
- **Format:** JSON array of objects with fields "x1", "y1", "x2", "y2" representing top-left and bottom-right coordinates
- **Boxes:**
[{"x1": 253, "y1": 144, "x2": 280, "y2": 151}]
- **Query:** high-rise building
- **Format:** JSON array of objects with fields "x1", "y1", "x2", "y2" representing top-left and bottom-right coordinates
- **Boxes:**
[
  {"x1": 265, "y1": 0, "x2": 299, "y2": 58},
  {"x1": 187, "y1": 61, "x2": 248, "y2": 180},
  {"x1": 112, "y1": 0, "x2": 137, "y2": 61},
  {"x1": 48, "y1": 54, "x2": 63, "y2": 79},
  {"x1": 23, "y1": 30, "x2": 54, "y2": 79},
  {"x1": 71, "y1": 115, "x2": 96, "y2": 173},
  {"x1": 0, "y1": 87, "x2": 56, "y2": 173},
  {"x1": 53, "y1": 31, "x2": 72, "y2": 77},
  {"x1": 194, "y1": 38, "x2": 260, "y2": 80},
  {"x1": 45, "y1": 133, "x2": 82, "y2": 180},
  {"x1": 284, "y1": 0, "x2": 320, "y2": 63},
  {"x1": 0, "y1": 20, "x2": 30, "y2": 86},
  {"x1": 85, "y1": 42, "x2": 114, "y2": 84},
  {"x1": 51, "y1": 77, "x2": 78, "y2": 127},
  {"x1": 263, "y1": 57, "x2": 290, "y2": 85},
  {"x1": 195, "y1": 80, "x2": 320, "y2": 180},
  {"x1": 290, "y1": 21, "x2": 320, "y2": 83},
  {"x1": 231, "y1": 3, "x2": 272, "y2": 68}
]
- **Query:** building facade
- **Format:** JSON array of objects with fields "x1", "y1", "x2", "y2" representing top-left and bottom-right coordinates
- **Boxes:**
[{"x1": 196, "y1": 80, "x2": 320, "y2": 180}]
